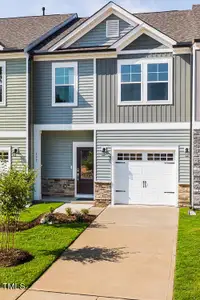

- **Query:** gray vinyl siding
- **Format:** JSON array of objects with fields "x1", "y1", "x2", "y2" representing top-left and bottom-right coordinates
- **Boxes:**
[
  {"x1": 195, "y1": 50, "x2": 200, "y2": 121},
  {"x1": 41, "y1": 131, "x2": 93, "y2": 178},
  {"x1": 96, "y1": 53, "x2": 191, "y2": 123},
  {"x1": 0, "y1": 59, "x2": 26, "y2": 130},
  {"x1": 34, "y1": 60, "x2": 94, "y2": 124},
  {"x1": 96, "y1": 130, "x2": 190, "y2": 184},
  {"x1": 69, "y1": 14, "x2": 133, "y2": 48},
  {"x1": 0, "y1": 138, "x2": 26, "y2": 166},
  {"x1": 123, "y1": 34, "x2": 167, "y2": 50}
]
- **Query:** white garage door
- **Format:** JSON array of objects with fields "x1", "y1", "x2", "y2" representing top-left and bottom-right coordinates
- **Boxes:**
[{"x1": 114, "y1": 151, "x2": 177, "y2": 206}]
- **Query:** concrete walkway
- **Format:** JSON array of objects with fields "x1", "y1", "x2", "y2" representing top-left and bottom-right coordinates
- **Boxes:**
[{"x1": 18, "y1": 206, "x2": 178, "y2": 300}]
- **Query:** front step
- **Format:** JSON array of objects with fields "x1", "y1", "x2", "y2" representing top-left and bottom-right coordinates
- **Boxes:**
[{"x1": 71, "y1": 200, "x2": 95, "y2": 205}]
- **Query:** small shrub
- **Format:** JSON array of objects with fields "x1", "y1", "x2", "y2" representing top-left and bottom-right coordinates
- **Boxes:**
[
  {"x1": 65, "y1": 207, "x2": 73, "y2": 216},
  {"x1": 75, "y1": 211, "x2": 84, "y2": 222},
  {"x1": 81, "y1": 208, "x2": 89, "y2": 215},
  {"x1": 49, "y1": 207, "x2": 54, "y2": 214}
]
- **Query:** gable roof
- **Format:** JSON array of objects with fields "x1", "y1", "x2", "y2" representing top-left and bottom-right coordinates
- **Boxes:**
[
  {"x1": 0, "y1": 13, "x2": 74, "y2": 51},
  {"x1": 34, "y1": 5, "x2": 198, "y2": 53},
  {"x1": 0, "y1": 2, "x2": 200, "y2": 53}
]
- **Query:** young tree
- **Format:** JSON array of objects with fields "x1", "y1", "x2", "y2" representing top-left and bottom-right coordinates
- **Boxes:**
[{"x1": 0, "y1": 164, "x2": 36, "y2": 251}]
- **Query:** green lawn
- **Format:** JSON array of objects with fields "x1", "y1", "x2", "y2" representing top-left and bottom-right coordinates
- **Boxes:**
[
  {"x1": 174, "y1": 208, "x2": 200, "y2": 299},
  {"x1": 0, "y1": 203, "x2": 87, "y2": 288},
  {"x1": 20, "y1": 202, "x2": 63, "y2": 222}
]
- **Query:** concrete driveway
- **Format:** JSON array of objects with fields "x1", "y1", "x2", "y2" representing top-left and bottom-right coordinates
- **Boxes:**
[{"x1": 19, "y1": 206, "x2": 178, "y2": 300}]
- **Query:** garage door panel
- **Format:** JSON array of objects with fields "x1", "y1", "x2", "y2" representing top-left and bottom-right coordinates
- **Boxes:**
[
  {"x1": 114, "y1": 151, "x2": 177, "y2": 206},
  {"x1": 114, "y1": 162, "x2": 129, "y2": 204}
]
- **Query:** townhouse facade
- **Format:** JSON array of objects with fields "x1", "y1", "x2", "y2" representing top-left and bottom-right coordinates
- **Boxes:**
[{"x1": 1, "y1": 1, "x2": 200, "y2": 207}]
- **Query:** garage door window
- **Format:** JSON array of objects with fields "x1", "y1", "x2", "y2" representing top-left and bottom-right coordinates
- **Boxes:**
[
  {"x1": 117, "y1": 153, "x2": 142, "y2": 161},
  {"x1": 147, "y1": 153, "x2": 174, "y2": 161}
]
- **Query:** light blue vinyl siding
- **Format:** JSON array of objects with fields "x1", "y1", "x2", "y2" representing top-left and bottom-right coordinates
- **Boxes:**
[
  {"x1": 96, "y1": 130, "x2": 190, "y2": 184},
  {"x1": 69, "y1": 14, "x2": 133, "y2": 48},
  {"x1": 34, "y1": 60, "x2": 94, "y2": 124},
  {"x1": 0, "y1": 59, "x2": 26, "y2": 130},
  {"x1": 41, "y1": 131, "x2": 93, "y2": 178}
]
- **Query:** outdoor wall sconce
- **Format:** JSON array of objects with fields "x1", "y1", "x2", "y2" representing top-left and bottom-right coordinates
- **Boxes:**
[
  {"x1": 12, "y1": 147, "x2": 20, "y2": 157},
  {"x1": 184, "y1": 147, "x2": 190, "y2": 157}
]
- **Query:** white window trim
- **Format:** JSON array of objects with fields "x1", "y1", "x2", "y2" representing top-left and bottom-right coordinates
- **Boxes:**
[
  {"x1": 0, "y1": 146, "x2": 11, "y2": 167},
  {"x1": 52, "y1": 62, "x2": 78, "y2": 107},
  {"x1": 118, "y1": 57, "x2": 173, "y2": 106},
  {"x1": 0, "y1": 61, "x2": 6, "y2": 106},
  {"x1": 106, "y1": 19, "x2": 119, "y2": 38}
]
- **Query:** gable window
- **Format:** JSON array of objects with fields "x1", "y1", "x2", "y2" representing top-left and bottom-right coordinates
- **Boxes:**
[
  {"x1": 118, "y1": 58, "x2": 172, "y2": 105},
  {"x1": 106, "y1": 20, "x2": 119, "y2": 38},
  {"x1": 52, "y1": 62, "x2": 78, "y2": 107},
  {"x1": 0, "y1": 62, "x2": 6, "y2": 106}
]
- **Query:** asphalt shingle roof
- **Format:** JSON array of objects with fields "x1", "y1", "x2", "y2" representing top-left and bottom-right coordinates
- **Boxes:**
[
  {"x1": 0, "y1": 5, "x2": 200, "y2": 52},
  {"x1": 0, "y1": 14, "x2": 72, "y2": 50}
]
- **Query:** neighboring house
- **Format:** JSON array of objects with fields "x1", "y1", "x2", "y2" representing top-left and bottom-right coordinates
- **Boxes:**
[{"x1": 1, "y1": 1, "x2": 200, "y2": 207}]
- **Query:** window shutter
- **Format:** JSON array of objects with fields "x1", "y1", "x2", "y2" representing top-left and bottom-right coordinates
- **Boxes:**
[{"x1": 106, "y1": 20, "x2": 119, "y2": 38}]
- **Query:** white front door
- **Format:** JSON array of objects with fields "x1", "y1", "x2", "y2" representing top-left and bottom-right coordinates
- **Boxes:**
[{"x1": 114, "y1": 151, "x2": 177, "y2": 206}]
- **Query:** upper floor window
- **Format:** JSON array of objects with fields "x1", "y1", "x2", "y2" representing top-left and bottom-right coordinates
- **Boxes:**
[
  {"x1": 52, "y1": 62, "x2": 78, "y2": 107},
  {"x1": 106, "y1": 20, "x2": 119, "y2": 38},
  {"x1": 118, "y1": 58, "x2": 172, "y2": 106},
  {"x1": 0, "y1": 61, "x2": 6, "y2": 106}
]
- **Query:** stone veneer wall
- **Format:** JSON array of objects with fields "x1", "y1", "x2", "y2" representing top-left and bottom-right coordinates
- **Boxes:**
[
  {"x1": 193, "y1": 129, "x2": 200, "y2": 207},
  {"x1": 95, "y1": 182, "x2": 111, "y2": 206},
  {"x1": 42, "y1": 178, "x2": 75, "y2": 197},
  {"x1": 178, "y1": 184, "x2": 190, "y2": 207}
]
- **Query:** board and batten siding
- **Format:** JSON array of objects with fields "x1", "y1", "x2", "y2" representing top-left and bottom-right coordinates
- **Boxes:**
[
  {"x1": 0, "y1": 59, "x2": 26, "y2": 130},
  {"x1": 123, "y1": 34, "x2": 167, "y2": 50},
  {"x1": 41, "y1": 131, "x2": 93, "y2": 178},
  {"x1": 34, "y1": 60, "x2": 94, "y2": 124},
  {"x1": 69, "y1": 14, "x2": 133, "y2": 48},
  {"x1": 96, "y1": 129, "x2": 190, "y2": 184},
  {"x1": 96, "y1": 54, "x2": 191, "y2": 123}
]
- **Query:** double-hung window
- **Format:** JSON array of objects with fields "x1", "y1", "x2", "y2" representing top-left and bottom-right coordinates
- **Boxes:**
[
  {"x1": 52, "y1": 62, "x2": 78, "y2": 107},
  {"x1": 118, "y1": 58, "x2": 172, "y2": 105},
  {"x1": 0, "y1": 61, "x2": 6, "y2": 106}
]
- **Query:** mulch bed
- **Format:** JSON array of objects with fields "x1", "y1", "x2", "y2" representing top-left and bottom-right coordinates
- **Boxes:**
[
  {"x1": 0, "y1": 212, "x2": 95, "y2": 233},
  {"x1": 0, "y1": 249, "x2": 33, "y2": 267},
  {"x1": 47, "y1": 212, "x2": 96, "y2": 224},
  {"x1": 0, "y1": 214, "x2": 45, "y2": 232}
]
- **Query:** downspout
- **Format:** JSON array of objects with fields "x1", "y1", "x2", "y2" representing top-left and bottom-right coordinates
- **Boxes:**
[{"x1": 191, "y1": 44, "x2": 196, "y2": 208}]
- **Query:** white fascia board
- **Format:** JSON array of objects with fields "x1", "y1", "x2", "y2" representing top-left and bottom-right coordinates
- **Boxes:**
[
  {"x1": 111, "y1": 23, "x2": 176, "y2": 51},
  {"x1": 34, "y1": 122, "x2": 190, "y2": 132},
  {"x1": 49, "y1": 2, "x2": 143, "y2": 52}
]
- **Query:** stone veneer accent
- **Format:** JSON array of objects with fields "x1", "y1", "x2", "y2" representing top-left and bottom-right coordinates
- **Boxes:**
[
  {"x1": 95, "y1": 182, "x2": 111, "y2": 206},
  {"x1": 194, "y1": 129, "x2": 200, "y2": 207},
  {"x1": 42, "y1": 178, "x2": 75, "y2": 197},
  {"x1": 178, "y1": 184, "x2": 190, "y2": 207}
]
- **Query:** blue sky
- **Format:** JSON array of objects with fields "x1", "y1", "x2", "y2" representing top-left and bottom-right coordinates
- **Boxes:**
[{"x1": 0, "y1": 0, "x2": 199, "y2": 18}]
